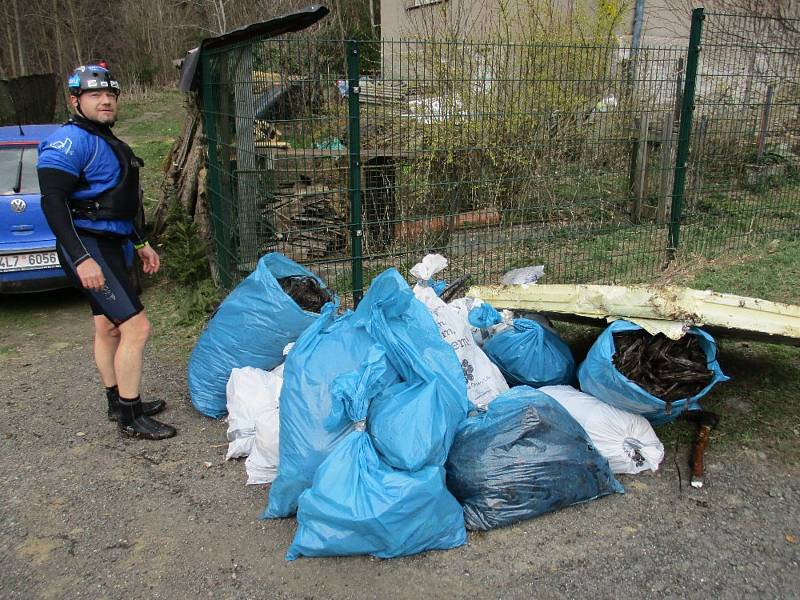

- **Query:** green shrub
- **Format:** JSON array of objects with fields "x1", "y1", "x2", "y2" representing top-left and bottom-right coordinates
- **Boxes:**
[
  {"x1": 177, "y1": 279, "x2": 223, "y2": 327},
  {"x1": 158, "y1": 202, "x2": 211, "y2": 286}
]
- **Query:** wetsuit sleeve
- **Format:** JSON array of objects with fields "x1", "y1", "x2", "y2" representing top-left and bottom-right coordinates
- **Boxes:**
[
  {"x1": 129, "y1": 223, "x2": 148, "y2": 248},
  {"x1": 37, "y1": 167, "x2": 92, "y2": 266}
]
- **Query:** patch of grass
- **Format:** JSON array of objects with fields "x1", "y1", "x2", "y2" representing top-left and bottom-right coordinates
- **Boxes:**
[
  {"x1": 666, "y1": 239, "x2": 800, "y2": 460},
  {"x1": 114, "y1": 88, "x2": 186, "y2": 218},
  {"x1": 117, "y1": 90, "x2": 186, "y2": 134},
  {"x1": 131, "y1": 139, "x2": 174, "y2": 212},
  {"x1": 675, "y1": 238, "x2": 800, "y2": 305},
  {"x1": 145, "y1": 279, "x2": 222, "y2": 361}
]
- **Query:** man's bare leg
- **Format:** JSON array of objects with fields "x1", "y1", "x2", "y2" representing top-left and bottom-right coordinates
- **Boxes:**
[
  {"x1": 110, "y1": 311, "x2": 175, "y2": 439},
  {"x1": 114, "y1": 311, "x2": 150, "y2": 398},
  {"x1": 93, "y1": 315, "x2": 120, "y2": 387}
]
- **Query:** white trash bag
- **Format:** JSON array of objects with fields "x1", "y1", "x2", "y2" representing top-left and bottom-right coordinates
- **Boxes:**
[
  {"x1": 539, "y1": 385, "x2": 664, "y2": 474},
  {"x1": 245, "y1": 402, "x2": 281, "y2": 485},
  {"x1": 225, "y1": 366, "x2": 283, "y2": 461},
  {"x1": 410, "y1": 254, "x2": 508, "y2": 407}
]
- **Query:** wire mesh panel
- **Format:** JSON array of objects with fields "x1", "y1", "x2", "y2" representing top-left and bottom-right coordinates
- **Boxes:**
[
  {"x1": 365, "y1": 39, "x2": 686, "y2": 294},
  {"x1": 201, "y1": 34, "x2": 692, "y2": 300},
  {"x1": 680, "y1": 11, "x2": 800, "y2": 258},
  {"x1": 201, "y1": 38, "x2": 351, "y2": 289}
]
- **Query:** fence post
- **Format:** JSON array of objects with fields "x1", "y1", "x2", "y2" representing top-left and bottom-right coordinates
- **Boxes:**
[
  {"x1": 231, "y1": 45, "x2": 260, "y2": 273},
  {"x1": 347, "y1": 40, "x2": 364, "y2": 305},
  {"x1": 668, "y1": 7, "x2": 704, "y2": 258},
  {"x1": 200, "y1": 52, "x2": 232, "y2": 288},
  {"x1": 631, "y1": 113, "x2": 649, "y2": 224},
  {"x1": 757, "y1": 84, "x2": 776, "y2": 159},
  {"x1": 657, "y1": 110, "x2": 675, "y2": 224}
]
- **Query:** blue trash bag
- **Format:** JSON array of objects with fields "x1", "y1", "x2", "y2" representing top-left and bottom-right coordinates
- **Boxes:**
[
  {"x1": 577, "y1": 320, "x2": 729, "y2": 426},
  {"x1": 430, "y1": 278, "x2": 447, "y2": 297},
  {"x1": 468, "y1": 302, "x2": 502, "y2": 329},
  {"x1": 482, "y1": 318, "x2": 576, "y2": 387},
  {"x1": 445, "y1": 386, "x2": 624, "y2": 531},
  {"x1": 287, "y1": 351, "x2": 467, "y2": 560},
  {"x1": 264, "y1": 268, "x2": 467, "y2": 519},
  {"x1": 367, "y1": 292, "x2": 469, "y2": 471},
  {"x1": 187, "y1": 253, "x2": 331, "y2": 419}
]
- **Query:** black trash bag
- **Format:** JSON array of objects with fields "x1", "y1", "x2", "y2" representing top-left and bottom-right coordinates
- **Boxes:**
[
  {"x1": 277, "y1": 275, "x2": 334, "y2": 313},
  {"x1": 445, "y1": 386, "x2": 623, "y2": 531}
]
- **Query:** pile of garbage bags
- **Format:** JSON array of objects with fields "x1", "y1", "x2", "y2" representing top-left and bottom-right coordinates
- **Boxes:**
[{"x1": 188, "y1": 252, "x2": 730, "y2": 561}]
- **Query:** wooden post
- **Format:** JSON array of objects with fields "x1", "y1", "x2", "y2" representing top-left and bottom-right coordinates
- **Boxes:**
[
  {"x1": 690, "y1": 115, "x2": 709, "y2": 206},
  {"x1": 628, "y1": 116, "x2": 640, "y2": 198},
  {"x1": 757, "y1": 84, "x2": 775, "y2": 160},
  {"x1": 631, "y1": 113, "x2": 649, "y2": 224},
  {"x1": 673, "y1": 58, "x2": 684, "y2": 126},
  {"x1": 232, "y1": 46, "x2": 260, "y2": 272},
  {"x1": 657, "y1": 111, "x2": 675, "y2": 224}
]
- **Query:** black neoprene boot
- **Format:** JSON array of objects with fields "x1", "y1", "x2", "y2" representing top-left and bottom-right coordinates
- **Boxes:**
[
  {"x1": 117, "y1": 396, "x2": 177, "y2": 440},
  {"x1": 106, "y1": 385, "x2": 166, "y2": 421}
]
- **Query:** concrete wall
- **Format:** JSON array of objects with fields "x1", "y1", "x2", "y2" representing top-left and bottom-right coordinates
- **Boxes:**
[{"x1": 381, "y1": 0, "x2": 698, "y2": 46}]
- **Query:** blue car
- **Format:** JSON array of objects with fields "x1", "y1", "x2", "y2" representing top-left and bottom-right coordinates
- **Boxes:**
[
  {"x1": 0, "y1": 124, "x2": 70, "y2": 292},
  {"x1": 0, "y1": 124, "x2": 139, "y2": 293}
]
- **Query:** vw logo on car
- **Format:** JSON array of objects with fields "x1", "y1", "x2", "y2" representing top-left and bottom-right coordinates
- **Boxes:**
[{"x1": 10, "y1": 198, "x2": 27, "y2": 213}]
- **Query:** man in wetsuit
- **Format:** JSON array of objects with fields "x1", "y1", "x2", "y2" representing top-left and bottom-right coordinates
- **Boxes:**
[{"x1": 37, "y1": 63, "x2": 176, "y2": 440}]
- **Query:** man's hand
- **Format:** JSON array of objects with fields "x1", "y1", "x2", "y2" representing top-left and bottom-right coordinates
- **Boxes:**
[
  {"x1": 76, "y1": 258, "x2": 105, "y2": 291},
  {"x1": 137, "y1": 244, "x2": 160, "y2": 275}
]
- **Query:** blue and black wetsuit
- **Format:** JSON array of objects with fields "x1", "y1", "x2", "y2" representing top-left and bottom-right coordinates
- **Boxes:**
[{"x1": 37, "y1": 114, "x2": 147, "y2": 324}]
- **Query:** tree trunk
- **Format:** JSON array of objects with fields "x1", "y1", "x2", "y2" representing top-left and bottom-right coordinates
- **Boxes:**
[
  {"x1": 66, "y1": 0, "x2": 83, "y2": 64},
  {"x1": 12, "y1": 0, "x2": 26, "y2": 76},
  {"x1": 4, "y1": 2, "x2": 18, "y2": 77}
]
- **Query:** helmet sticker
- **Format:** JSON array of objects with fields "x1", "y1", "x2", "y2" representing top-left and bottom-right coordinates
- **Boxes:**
[
  {"x1": 68, "y1": 74, "x2": 81, "y2": 87},
  {"x1": 87, "y1": 79, "x2": 98, "y2": 88},
  {"x1": 100, "y1": 81, "x2": 108, "y2": 87}
]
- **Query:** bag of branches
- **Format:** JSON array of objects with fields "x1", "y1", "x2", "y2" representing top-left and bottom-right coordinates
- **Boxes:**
[
  {"x1": 577, "y1": 320, "x2": 729, "y2": 426},
  {"x1": 188, "y1": 253, "x2": 334, "y2": 419},
  {"x1": 445, "y1": 386, "x2": 623, "y2": 531}
]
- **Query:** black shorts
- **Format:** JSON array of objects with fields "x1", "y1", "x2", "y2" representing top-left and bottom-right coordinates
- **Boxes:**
[{"x1": 57, "y1": 232, "x2": 143, "y2": 325}]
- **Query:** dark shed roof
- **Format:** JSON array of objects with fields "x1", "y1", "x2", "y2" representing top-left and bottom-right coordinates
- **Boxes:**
[{"x1": 178, "y1": 5, "x2": 330, "y2": 92}]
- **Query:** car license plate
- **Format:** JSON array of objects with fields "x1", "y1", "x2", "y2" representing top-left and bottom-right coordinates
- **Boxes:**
[{"x1": 0, "y1": 251, "x2": 61, "y2": 272}]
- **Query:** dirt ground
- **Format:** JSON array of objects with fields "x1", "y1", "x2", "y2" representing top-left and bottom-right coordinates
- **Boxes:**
[{"x1": 1, "y1": 290, "x2": 799, "y2": 600}]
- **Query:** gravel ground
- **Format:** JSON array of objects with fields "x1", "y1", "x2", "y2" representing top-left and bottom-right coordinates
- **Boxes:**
[{"x1": 1, "y1": 290, "x2": 798, "y2": 600}]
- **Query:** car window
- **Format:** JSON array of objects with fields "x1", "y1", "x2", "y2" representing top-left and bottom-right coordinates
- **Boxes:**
[{"x1": 0, "y1": 146, "x2": 40, "y2": 195}]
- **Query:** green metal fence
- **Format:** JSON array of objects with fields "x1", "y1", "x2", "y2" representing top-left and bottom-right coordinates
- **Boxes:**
[
  {"x1": 680, "y1": 11, "x2": 800, "y2": 259},
  {"x1": 199, "y1": 8, "x2": 800, "y2": 302}
]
